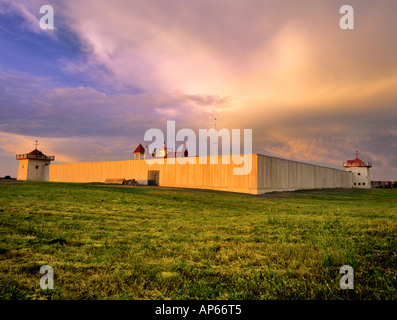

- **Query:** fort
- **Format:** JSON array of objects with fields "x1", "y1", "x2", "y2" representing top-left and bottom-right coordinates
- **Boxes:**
[{"x1": 15, "y1": 142, "x2": 372, "y2": 195}]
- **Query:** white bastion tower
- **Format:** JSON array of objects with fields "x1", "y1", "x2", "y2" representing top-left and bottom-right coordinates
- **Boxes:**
[
  {"x1": 343, "y1": 151, "x2": 372, "y2": 188},
  {"x1": 16, "y1": 142, "x2": 55, "y2": 181}
]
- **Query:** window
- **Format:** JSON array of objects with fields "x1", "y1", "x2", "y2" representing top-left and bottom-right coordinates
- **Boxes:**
[
  {"x1": 358, "y1": 183, "x2": 361, "y2": 185},
  {"x1": 358, "y1": 173, "x2": 361, "y2": 176},
  {"x1": 363, "y1": 182, "x2": 365, "y2": 186},
  {"x1": 354, "y1": 183, "x2": 356, "y2": 185},
  {"x1": 35, "y1": 166, "x2": 39, "y2": 169}
]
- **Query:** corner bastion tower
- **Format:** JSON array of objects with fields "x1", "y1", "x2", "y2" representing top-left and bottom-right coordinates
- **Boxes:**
[
  {"x1": 343, "y1": 151, "x2": 372, "y2": 188},
  {"x1": 16, "y1": 142, "x2": 55, "y2": 181}
]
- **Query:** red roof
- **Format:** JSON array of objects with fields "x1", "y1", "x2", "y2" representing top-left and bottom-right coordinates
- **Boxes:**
[
  {"x1": 344, "y1": 156, "x2": 372, "y2": 168},
  {"x1": 347, "y1": 157, "x2": 365, "y2": 165},
  {"x1": 133, "y1": 144, "x2": 145, "y2": 154}
]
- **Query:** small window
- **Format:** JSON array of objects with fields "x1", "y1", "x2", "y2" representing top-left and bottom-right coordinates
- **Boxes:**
[
  {"x1": 358, "y1": 173, "x2": 361, "y2": 176},
  {"x1": 358, "y1": 183, "x2": 361, "y2": 185},
  {"x1": 35, "y1": 166, "x2": 39, "y2": 169},
  {"x1": 363, "y1": 182, "x2": 365, "y2": 186},
  {"x1": 354, "y1": 183, "x2": 356, "y2": 185}
]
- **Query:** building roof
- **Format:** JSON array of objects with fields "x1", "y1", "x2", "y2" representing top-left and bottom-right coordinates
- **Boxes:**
[
  {"x1": 28, "y1": 149, "x2": 45, "y2": 156},
  {"x1": 133, "y1": 144, "x2": 145, "y2": 154},
  {"x1": 347, "y1": 157, "x2": 366, "y2": 165},
  {"x1": 344, "y1": 157, "x2": 372, "y2": 168},
  {"x1": 16, "y1": 148, "x2": 55, "y2": 161}
]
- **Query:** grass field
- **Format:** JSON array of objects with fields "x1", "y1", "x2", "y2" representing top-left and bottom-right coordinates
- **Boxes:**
[{"x1": 0, "y1": 180, "x2": 395, "y2": 300}]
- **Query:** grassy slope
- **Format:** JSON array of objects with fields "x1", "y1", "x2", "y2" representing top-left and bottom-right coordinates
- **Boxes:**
[{"x1": 0, "y1": 181, "x2": 395, "y2": 300}]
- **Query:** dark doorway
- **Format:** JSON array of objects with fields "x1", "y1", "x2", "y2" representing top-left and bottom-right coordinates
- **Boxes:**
[{"x1": 148, "y1": 170, "x2": 159, "y2": 186}]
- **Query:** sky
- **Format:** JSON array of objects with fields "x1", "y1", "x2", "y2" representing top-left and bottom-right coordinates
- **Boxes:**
[{"x1": 0, "y1": 0, "x2": 396, "y2": 180}]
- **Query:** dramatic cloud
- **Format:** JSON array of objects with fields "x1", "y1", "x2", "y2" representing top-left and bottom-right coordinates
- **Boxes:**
[
  {"x1": 0, "y1": 0, "x2": 396, "y2": 180},
  {"x1": 0, "y1": 71, "x2": 227, "y2": 138}
]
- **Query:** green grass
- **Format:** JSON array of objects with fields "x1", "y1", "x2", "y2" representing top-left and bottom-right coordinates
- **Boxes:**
[{"x1": 0, "y1": 181, "x2": 396, "y2": 300}]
